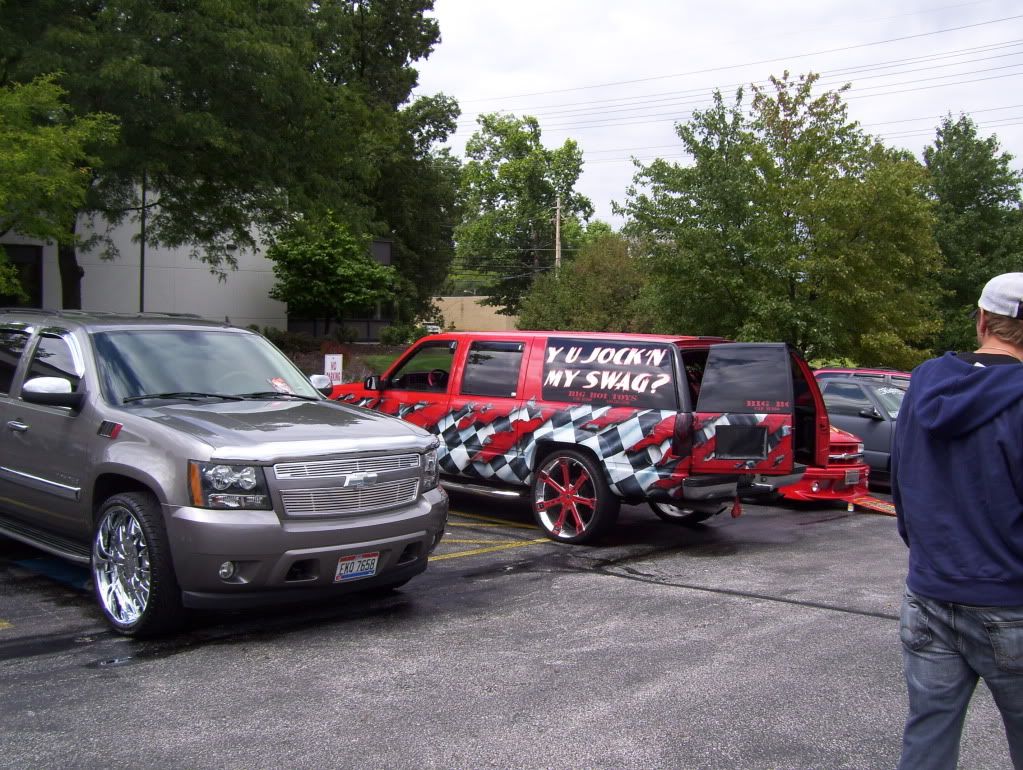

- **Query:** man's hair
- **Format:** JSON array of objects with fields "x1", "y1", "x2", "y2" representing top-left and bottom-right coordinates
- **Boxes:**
[{"x1": 985, "y1": 310, "x2": 1023, "y2": 347}]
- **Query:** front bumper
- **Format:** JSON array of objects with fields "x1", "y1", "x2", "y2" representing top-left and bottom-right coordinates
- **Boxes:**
[{"x1": 164, "y1": 487, "x2": 448, "y2": 608}]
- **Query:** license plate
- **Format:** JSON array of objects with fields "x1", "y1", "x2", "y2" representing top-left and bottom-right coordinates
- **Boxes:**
[
  {"x1": 334, "y1": 552, "x2": 379, "y2": 583},
  {"x1": 844, "y1": 469, "x2": 860, "y2": 485}
]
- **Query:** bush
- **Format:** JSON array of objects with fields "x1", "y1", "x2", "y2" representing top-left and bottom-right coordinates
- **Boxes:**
[
  {"x1": 261, "y1": 327, "x2": 321, "y2": 354},
  {"x1": 379, "y1": 323, "x2": 429, "y2": 346}
]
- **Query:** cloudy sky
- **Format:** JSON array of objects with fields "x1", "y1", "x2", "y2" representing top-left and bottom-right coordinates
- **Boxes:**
[{"x1": 412, "y1": 0, "x2": 1023, "y2": 226}]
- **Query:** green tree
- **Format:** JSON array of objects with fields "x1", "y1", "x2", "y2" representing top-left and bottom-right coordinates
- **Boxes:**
[
  {"x1": 455, "y1": 113, "x2": 592, "y2": 316},
  {"x1": 267, "y1": 214, "x2": 397, "y2": 332},
  {"x1": 518, "y1": 234, "x2": 655, "y2": 332},
  {"x1": 0, "y1": 75, "x2": 117, "y2": 296},
  {"x1": 0, "y1": 0, "x2": 453, "y2": 310},
  {"x1": 923, "y1": 115, "x2": 1023, "y2": 351},
  {"x1": 621, "y1": 73, "x2": 942, "y2": 368}
]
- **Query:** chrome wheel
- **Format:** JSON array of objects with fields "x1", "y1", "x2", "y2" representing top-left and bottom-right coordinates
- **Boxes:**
[
  {"x1": 532, "y1": 449, "x2": 619, "y2": 543},
  {"x1": 93, "y1": 505, "x2": 151, "y2": 626}
]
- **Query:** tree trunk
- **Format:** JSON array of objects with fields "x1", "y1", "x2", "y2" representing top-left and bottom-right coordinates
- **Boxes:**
[{"x1": 57, "y1": 218, "x2": 83, "y2": 309}]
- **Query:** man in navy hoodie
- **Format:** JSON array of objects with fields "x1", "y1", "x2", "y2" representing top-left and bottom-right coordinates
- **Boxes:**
[{"x1": 892, "y1": 272, "x2": 1023, "y2": 770}]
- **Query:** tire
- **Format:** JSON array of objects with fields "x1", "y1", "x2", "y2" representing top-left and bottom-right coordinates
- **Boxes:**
[
  {"x1": 91, "y1": 491, "x2": 185, "y2": 638},
  {"x1": 531, "y1": 449, "x2": 620, "y2": 544},
  {"x1": 649, "y1": 501, "x2": 718, "y2": 527}
]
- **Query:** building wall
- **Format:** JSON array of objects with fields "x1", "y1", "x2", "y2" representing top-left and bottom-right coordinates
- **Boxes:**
[
  {"x1": 2, "y1": 218, "x2": 288, "y2": 329},
  {"x1": 435, "y1": 296, "x2": 519, "y2": 331}
]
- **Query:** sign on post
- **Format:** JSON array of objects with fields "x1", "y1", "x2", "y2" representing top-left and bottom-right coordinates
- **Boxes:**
[{"x1": 324, "y1": 354, "x2": 343, "y2": 386}]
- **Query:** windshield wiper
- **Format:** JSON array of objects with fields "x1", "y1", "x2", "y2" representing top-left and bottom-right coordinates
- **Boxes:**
[
  {"x1": 123, "y1": 391, "x2": 245, "y2": 404},
  {"x1": 237, "y1": 391, "x2": 320, "y2": 401}
]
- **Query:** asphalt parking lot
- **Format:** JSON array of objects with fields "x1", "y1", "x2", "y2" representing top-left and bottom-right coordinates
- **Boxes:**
[{"x1": 0, "y1": 494, "x2": 1014, "y2": 770}]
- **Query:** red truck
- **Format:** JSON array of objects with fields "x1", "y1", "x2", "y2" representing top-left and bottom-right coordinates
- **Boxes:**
[{"x1": 334, "y1": 331, "x2": 830, "y2": 543}]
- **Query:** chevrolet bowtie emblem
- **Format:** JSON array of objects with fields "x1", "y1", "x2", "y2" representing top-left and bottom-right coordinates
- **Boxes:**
[{"x1": 342, "y1": 471, "x2": 379, "y2": 488}]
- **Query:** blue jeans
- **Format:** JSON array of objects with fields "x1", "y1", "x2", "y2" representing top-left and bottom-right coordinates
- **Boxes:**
[{"x1": 898, "y1": 589, "x2": 1023, "y2": 769}]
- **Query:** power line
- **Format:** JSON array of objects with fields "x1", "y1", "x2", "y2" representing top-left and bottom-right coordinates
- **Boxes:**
[{"x1": 452, "y1": 14, "x2": 1023, "y2": 104}]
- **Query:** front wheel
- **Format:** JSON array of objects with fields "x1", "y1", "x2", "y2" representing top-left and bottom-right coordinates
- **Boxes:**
[
  {"x1": 92, "y1": 492, "x2": 185, "y2": 637},
  {"x1": 532, "y1": 449, "x2": 620, "y2": 544}
]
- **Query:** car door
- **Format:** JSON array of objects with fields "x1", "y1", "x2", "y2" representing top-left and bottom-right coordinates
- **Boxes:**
[
  {"x1": 820, "y1": 380, "x2": 894, "y2": 478},
  {"x1": 690, "y1": 343, "x2": 828, "y2": 478},
  {"x1": 439, "y1": 338, "x2": 534, "y2": 483},
  {"x1": 0, "y1": 329, "x2": 93, "y2": 539},
  {"x1": 369, "y1": 338, "x2": 458, "y2": 431}
]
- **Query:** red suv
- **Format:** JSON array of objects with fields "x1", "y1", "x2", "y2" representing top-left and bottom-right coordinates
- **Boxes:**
[{"x1": 334, "y1": 332, "x2": 830, "y2": 543}]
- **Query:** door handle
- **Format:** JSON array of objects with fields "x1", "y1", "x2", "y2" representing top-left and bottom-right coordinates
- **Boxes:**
[{"x1": 7, "y1": 420, "x2": 28, "y2": 433}]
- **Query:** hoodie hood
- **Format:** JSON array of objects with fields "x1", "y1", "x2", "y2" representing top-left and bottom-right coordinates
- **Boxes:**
[{"x1": 911, "y1": 352, "x2": 1023, "y2": 438}]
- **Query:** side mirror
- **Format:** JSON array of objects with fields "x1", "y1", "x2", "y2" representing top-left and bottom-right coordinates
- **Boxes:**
[
  {"x1": 22, "y1": 377, "x2": 85, "y2": 411},
  {"x1": 364, "y1": 375, "x2": 383, "y2": 391},
  {"x1": 308, "y1": 374, "x2": 332, "y2": 395},
  {"x1": 858, "y1": 406, "x2": 884, "y2": 420}
]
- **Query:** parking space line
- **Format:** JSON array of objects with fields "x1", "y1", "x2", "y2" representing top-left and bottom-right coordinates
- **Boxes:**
[
  {"x1": 448, "y1": 511, "x2": 537, "y2": 529},
  {"x1": 0, "y1": 619, "x2": 10, "y2": 630},
  {"x1": 431, "y1": 538, "x2": 550, "y2": 561}
]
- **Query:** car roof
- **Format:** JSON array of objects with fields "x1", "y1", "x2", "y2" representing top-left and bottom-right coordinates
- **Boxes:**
[
  {"x1": 0, "y1": 308, "x2": 241, "y2": 333},
  {"x1": 421, "y1": 330, "x2": 730, "y2": 347}
]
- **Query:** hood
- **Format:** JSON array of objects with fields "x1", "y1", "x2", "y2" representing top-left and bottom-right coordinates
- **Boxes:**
[
  {"x1": 139, "y1": 398, "x2": 434, "y2": 460},
  {"x1": 910, "y1": 352, "x2": 1023, "y2": 438}
]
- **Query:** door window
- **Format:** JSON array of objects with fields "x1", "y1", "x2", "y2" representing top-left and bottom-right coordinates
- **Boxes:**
[
  {"x1": 387, "y1": 341, "x2": 456, "y2": 392},
  {"x1": 0, "y1": 330, "x2": 29, "y2": 394},
  {"x1": 822, "y1": 382, "x2": 871, "y2": 416},
  {"x1": 461, "y1": 341, "x2": 523, "y2": 398}
]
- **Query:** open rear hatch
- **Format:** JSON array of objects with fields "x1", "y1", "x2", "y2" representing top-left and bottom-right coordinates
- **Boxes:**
[{"x1": 687, "y1": 343, "x2": 829, "y2": 497}]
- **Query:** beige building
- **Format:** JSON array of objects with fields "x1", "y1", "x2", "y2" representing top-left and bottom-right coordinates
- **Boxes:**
[{"x1": 434, "y1": 296, "x2": 518, "y2": 332}]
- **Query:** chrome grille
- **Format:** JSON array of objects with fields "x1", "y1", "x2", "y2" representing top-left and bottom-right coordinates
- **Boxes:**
[
  {"x1": 280, "y1": 478, "x2": 420, "y2": 516},
  {"x1": 273, "y1": 453, "x2": 420, "y2": 479}
]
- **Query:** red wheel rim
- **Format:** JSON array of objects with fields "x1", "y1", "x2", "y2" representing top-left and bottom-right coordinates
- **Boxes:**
[{"x1": 534, "y1": 456, "x2": 597, "y2": 538}]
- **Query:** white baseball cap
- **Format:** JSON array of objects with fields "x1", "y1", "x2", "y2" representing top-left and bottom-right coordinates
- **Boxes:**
[{"x1": 977, "y1": 272, "x2": 1023, "y2": 320}]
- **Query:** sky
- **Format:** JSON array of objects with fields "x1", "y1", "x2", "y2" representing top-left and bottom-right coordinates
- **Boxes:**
[{"x1": 412, "y1": 0, "x2": 1023, "y2": 226}]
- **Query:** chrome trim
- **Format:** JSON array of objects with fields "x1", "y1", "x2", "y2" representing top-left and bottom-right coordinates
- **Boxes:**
[
  {"x1": 273, "y1": 453, "x2": 420, "y2": 479},
  {"x1": 0, "y1": 465, "x2": 81, "y2": 501},
  {"x1": 280, "y1": 478, "x2": 419, "y2": 516}
]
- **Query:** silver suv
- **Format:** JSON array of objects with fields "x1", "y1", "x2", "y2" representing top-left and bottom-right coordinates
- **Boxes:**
[{"x1": 0, "y1": 310, "x2": 447, "y2": 636}]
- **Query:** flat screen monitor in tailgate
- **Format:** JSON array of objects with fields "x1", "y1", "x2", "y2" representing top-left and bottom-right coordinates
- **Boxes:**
[
  {"x1": 692, "y1": 343, "x2": 797, "y2": 473},
  {"x1": 542, "y1": 337, "x2": 677, "y2": 410}
]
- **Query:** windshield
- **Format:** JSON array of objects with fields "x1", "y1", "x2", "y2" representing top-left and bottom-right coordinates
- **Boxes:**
[
  {"x1": 874, "y1": 385, "x2": 905, "y2": 418},
  {"x1": 93, "y1": 329, "x2": 321, "y2": 404}
]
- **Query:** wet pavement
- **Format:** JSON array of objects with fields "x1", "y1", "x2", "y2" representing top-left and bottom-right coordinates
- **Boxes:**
[{"x1": 0, "y1": 495, "x2": 1014, "y2": 769}]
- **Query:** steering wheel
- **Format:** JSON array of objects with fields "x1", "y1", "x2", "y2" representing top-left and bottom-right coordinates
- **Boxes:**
[{"x1": 426, "y1": 369, "x2": 448, "y2": 389}]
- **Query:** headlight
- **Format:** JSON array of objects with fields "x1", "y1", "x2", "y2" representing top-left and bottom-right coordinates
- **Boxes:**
[
  {"x1": 188, "y1": 461, "x2": 271, "y2": 509},
  {"x1": 422, "y1": 448, "x2": 439, "y2": 491},
  {"x1": 856, "y1": 443, "x2": 864, "y2": 454}
]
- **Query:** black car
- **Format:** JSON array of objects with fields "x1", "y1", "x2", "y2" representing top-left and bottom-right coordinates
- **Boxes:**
[{"x1": 817, "y1": 378, "x2": 905, "y2": 487}]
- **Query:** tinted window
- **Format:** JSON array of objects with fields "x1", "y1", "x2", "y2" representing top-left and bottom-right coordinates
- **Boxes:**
[
  {"x1": 0, "y1": 329, "x2": 29, "y2": 393},
  {"x1": 26, "y1": 334, "x2": 81, "y2": 391},
  {"x1": 822, "y1": 382, "x2": 871, "y2": 416},
  {"x1": 542, "y1": 337, "x2": 677, "y2": 410},
  {"x1": 696, "y1": 344, "x2": 792, "y2": 413},
  {"x1": 872, "y1": 385, "x2": 905, "y2": 418},
  {"x1": 387, "y1": 341, "x2": 456, "y2": 393},
  {"x1": 461, "y1": 341, "x2": 523, "y2": 398}
]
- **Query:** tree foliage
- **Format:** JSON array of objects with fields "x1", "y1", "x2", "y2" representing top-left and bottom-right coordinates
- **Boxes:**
[
  {"x1": 0, "y1": 75, "x2": 117, "y2": 295},
  {"x1": 621, "y1": 73, "x2": 942, "y2": 368},
  {"x1": 923, "y1": 115, "x2": 1023, "y2": 351},
  {"x1": 0, "y1": 0, "x2": 457, "y2": 313},
  {"x1": 455, "y1": 113, "x2": 592, "y2": 316},
  {"x1": 518, "y1": 234, "x2": 655, "y2": 332},
  {"x1": 267, "y1": 214, "x2": 396, "y2": 327}
]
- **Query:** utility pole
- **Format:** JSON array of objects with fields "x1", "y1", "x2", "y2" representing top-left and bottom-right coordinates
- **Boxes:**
[
  {"x1": 139, "y1": 170, "x2": 147, "y2": 313},
  {"x1": 554, "y1": 194, "x2": 561, "y2": 274}
]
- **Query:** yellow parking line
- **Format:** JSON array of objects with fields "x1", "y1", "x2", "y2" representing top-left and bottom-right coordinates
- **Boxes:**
[
  {"x1": 448, "y1": 511, "x2": 537, "y2": 530},
  {"x1": 0, "y1": 620, "x2": 11, "y2": 630},
  {"x1": 443, "y1": 538, "x2": 516, "y2": 545},
  {"x1": 431, "y1": 538, "x2": 550, "y2": 561}
]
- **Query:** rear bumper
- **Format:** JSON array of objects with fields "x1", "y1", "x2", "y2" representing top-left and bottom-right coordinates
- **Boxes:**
[
  {"x1": 682, "y1": 467, "x2": 808, "y2": 501},
  {"x1": 164, "y1": 487, "x2": 448, "y2": 607}
]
